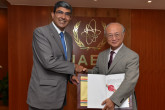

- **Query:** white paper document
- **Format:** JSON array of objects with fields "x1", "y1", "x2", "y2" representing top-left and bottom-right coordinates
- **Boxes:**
[{"x1": 88, "y1": 73, "x2": 130, "y2": 109}]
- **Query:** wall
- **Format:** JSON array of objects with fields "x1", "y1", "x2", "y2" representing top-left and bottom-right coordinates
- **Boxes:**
[
  {"x1": 8, "y1": 5, "x2": 52, "y2": 110},
  {"x1": 131, "y1": 9, "x2": 165, "y2": 110},
  {"x1": 0, "y1": 8, "x2": 8, "y2": 80}
]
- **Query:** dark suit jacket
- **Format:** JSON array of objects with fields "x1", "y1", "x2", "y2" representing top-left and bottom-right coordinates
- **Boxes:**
[
  {"x1": 27, "y1": 23, "x2": 75, "y2": 109},
  {"x1": 88, "y1": 44, "x2": 139, "y2": 110}
]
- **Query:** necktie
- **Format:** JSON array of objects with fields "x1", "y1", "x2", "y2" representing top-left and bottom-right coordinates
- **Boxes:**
[
  {"x1": 60, "y1": 32, "x2": 67, "y2": 60},
  {"x1": 108, "y1": 51, "x2": 115, "y2": 69}
]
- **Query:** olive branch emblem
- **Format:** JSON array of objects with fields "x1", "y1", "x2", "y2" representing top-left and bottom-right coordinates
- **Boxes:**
[{"x1": 73, "y1": 20, "x2": 107, "y2": 50}]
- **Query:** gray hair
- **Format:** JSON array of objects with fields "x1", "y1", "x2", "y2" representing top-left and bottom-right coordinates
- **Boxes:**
[{"x1": 104, "y1": 22, "x2": 125, "y2": 35}]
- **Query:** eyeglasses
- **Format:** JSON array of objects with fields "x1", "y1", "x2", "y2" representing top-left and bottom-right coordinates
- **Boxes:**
[
  {"x1": 55, "y1": 10, "x2": 71, "y2": 18},
  {"x1": 106, "y1": 32, "x2": 123, "y2": 39}
]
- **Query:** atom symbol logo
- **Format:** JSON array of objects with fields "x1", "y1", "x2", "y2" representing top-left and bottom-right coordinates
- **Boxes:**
[{"x1": 81, "y1": 19, "x2": 101, "y2": 45}]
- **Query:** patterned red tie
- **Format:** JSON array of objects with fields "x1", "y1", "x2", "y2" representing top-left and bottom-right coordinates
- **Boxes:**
[{"x1": 108, "y1": 51, "x2": 115, "y2": 69}]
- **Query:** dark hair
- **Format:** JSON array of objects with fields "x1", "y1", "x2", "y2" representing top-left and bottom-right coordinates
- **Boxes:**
[{"x1": 53, "y1": 1, "x2": 72, "y2": 14}]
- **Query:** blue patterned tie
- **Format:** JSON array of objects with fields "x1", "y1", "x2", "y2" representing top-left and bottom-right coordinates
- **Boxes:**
[{"x1": 60, "y1": 32, "x2": 67, "y2": 60}]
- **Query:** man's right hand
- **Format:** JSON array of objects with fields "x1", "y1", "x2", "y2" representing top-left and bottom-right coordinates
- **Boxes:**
[
  {"x1": 75, "y1": 64, "x2": 87, "y2": 73},
  {"x1": 101, "y1": 98, "x2": 115, "y2": 110}
]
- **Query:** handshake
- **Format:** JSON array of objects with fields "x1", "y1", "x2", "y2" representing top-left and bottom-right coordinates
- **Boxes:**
[
  {"x1": 71, "y1": 64, "x2": 88, "y2": 85},
  {"x1": 74, "y1": 64, "x2": 87, "y2": 74}
]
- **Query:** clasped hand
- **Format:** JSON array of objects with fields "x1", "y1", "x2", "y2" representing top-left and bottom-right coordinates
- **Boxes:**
[
  {"x1": 75, "y1": 64, "x2": 87, "y2": 74},
  {"x1": 71, "y1": 64, "x2": 87, "y2": 85}
]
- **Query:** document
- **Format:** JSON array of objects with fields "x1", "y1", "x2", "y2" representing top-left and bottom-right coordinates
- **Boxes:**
[{"x1": 88, "y1": 73, "x2": 130, "y2": 109}]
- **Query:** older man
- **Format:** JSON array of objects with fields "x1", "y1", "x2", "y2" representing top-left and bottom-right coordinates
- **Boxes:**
[{"x1": 88, "y1": 22, "x2": 139, "y2": 110}]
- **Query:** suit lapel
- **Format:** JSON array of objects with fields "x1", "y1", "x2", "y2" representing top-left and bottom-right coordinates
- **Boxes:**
[
  {"x1": 108, "y1": 45, "x2": 126, "y2": 72},
  {"x1": 64, "y1": 32, "x2": 72, "y2": 61},
  {"x1": 48, "y1": 23, "x2": 65, "y2": 57},
  {"x1": 104, "y1": 49, "x2": 110, "y2": 74}
]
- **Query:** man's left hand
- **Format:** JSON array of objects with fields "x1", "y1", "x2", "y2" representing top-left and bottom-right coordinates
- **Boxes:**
[{"x1": 71, "y1": 75, "x2": 79, "y2": 85}]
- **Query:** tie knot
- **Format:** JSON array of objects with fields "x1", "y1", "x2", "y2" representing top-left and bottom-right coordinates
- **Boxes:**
[
  {"x1": 110, "y1": 51, "x2": 115, "y2": 55},
  {"x1": 60, "y1": 32, "x2": 64, "y2": 38}
]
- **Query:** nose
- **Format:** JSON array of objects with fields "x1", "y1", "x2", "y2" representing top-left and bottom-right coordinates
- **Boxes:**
[
  {"x1": 111, "y1": 36, "x2": 116, "y2": 40},
  {"x1": 61, "y1": 13, "x2": 66, "y2": 19}
]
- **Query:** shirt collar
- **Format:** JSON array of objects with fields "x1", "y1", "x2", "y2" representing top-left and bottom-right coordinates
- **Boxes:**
[
  {"x1": 110, "y1": 43, "x2": 123, "y2": 54},
  {"x1": 52, "y1": 21, "x2": 65, "y2": 34}
]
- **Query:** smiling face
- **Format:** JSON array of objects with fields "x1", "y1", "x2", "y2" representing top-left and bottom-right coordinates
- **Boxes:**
[
  {"x1": 51, "y1": 7, "x2": 72, "y2": 31},
  {"x1": 105, "y1": 23, "x2": 125, "y2": 50}
]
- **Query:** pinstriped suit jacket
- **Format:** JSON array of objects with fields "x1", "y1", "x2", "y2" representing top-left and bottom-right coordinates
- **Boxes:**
[
  {"x1": 88, "y1": 44, "x2": 139, "y2": 110},
  {"x1": 27, "y1": 23, "x2": 75, "y2": 109}
]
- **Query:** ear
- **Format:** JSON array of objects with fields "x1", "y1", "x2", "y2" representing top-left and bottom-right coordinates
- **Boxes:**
[
  {"x1": 51, "y1": 12, "x2": 55, "y2": 19},
  {"x1": 122, "y1": 32, "x2": 125, "y2": 39},
  {"x1": 70, "y1": 15, "x2": 72, "y2": 20},
  {"x1": 122, "y1": 32, "x2": 125, "y2": 36}
]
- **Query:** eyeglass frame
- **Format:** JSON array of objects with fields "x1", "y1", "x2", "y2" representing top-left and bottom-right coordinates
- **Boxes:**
[
  {"x1": 55, "y1": 10, "x2": 72, "y2": 18},
  {"x1": 105, "y1": 32, "x2": 124, "y2": 39}
]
